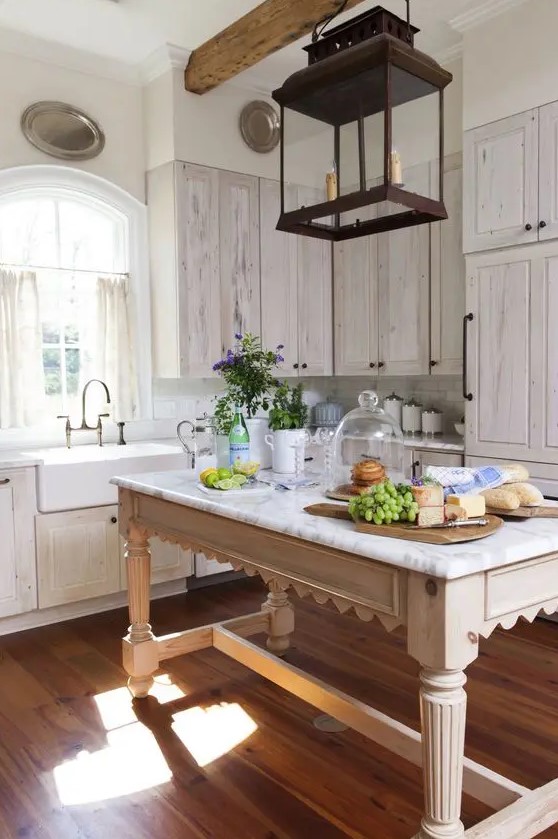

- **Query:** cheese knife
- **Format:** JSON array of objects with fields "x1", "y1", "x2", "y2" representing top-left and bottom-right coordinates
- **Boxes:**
[{"x1": 418, "y1": 518, "x2": 489, "y2": 529}]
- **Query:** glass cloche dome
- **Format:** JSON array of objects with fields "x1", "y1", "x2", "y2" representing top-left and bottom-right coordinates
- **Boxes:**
[{"x1": 328, "y1": 391, "x2": 405, "y2": 493}]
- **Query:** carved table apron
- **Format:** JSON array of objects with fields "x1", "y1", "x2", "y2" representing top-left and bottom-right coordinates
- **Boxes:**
[{"x1": 118, "y1": 485, "x2": 558, "y2": 839}]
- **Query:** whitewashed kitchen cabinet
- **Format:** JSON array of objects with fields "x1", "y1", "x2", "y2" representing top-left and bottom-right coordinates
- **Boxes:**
[
  {"x1": 195, "y1": 553, "x2": 233, "y2": 578},
  {"x1": 219, "y1": 170, "x2": 261, "y2": 349},
  {"x1": 334, "y1": 206, "x2": 379, "y2": 375},
  {"x1": 463, "y1": 110, "x2": 538, "y2": 253},
  {"x1": 430, "y1": 156, "x2": 465, "y2": 375},
  {"x1": 0, "y1": 469, "x2": 36, "y2": 618},
  {"x1": 36, "y1": 506, "x2": 122, "y2": 608},
  {"x1": 260, "y1": 179, "x2": 299, "y2": 370},
  {"x1": 119, "y1": 536, "x2": 193, "y2": 588},
  {"x1": 465, "y1": 242, "x2": 558, "y2": 465},
  {"x1": 378, "y1": 163, "x2": 430, "y2": 376},
  {"x1": 411, "y1": 449, "x2": 463, "y2": 479},
  {"x1": 538, "y1": 101, "x2": 558, "y2": 242},
  {"x1": 260, "y1": 180, "x2": 332, "y2": 377}
]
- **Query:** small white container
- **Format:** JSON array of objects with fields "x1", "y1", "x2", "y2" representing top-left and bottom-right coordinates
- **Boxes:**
[
  {"x1": 383, "y1": 392, "x2": 403, "y2": 428},
  {"x1": 422, "y1": 409, "x2": 443, "y2": 436},
  {"x1": 402, "y1": 399, "x2": 422, "y2": 435}
]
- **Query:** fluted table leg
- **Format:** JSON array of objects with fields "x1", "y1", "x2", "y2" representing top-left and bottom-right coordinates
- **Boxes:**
[
  {"x1": 261, "y1": 579, "x2": 294, "y2": 655},
  {"x1": 418, "y1": 668, "x2": 467, "y2": 839},
  {"x1": 122, "y1": 523, "x2": 158, "y2": 698}
]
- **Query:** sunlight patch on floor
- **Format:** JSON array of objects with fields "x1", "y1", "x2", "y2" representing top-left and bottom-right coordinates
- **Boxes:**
[
  {"x1": 172, "y1": 702, "x2": 258, "y2": 767},
  {"x1": 93, "y1": 676, "x2": 186, "y2": 731}
]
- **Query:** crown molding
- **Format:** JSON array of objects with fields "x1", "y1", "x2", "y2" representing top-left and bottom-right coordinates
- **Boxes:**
[
  {"x1": 0, "y1": 25, "x2": 142, "y2": 85},
  {"x1": 140, "y1": 43, "x2": 192, "y2": 85},
  {"x1": 449, "y1": 0, "x2": 532, "y2": 32},
  {"x1": 435, "y1": 42, "x2": 463, "y2": 66}
]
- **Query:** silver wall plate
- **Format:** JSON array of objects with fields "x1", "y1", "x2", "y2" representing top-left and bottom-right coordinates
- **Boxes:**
[
  {"x1": 21, "y1": 101, "x2": 105, "y2": 161},
  {"x1": 239, "y1": 101, "x2": 280, "y2": 154}
]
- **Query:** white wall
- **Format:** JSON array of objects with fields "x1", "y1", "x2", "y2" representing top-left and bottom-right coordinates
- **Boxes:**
[
  {"x1": 0, "y1": 50, "x2": 145, "y2": 200},
  {"x1": 463, "y1": 0, "x2": 558, "y2": 130}
]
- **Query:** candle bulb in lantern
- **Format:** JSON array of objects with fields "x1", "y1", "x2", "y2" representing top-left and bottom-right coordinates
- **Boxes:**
[
  {"x1": 390, "y1": 150, "x2": 403, "y2": 185},
  {"x1": 325, "y1": 160, "x2": 338, "y2": 201}
]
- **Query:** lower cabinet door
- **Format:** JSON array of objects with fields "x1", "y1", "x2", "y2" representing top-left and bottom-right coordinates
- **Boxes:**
[
  {"x1": 36, "y1": 506, "x2": 121, "y2": 608},
  {"x1": 119, "y1": 536, "x2": 193, "y2": 588},
  {"x1": 195, "y1": 553, "x2": 233, "y2": 578},
  {"x1": 412, "y1": 450, "x2": 464, "y2": 478}
]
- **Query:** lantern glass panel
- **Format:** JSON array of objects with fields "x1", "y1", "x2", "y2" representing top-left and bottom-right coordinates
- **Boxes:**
[
  {"x1": 390, "y1": 66, "x2": 440, "y2": 201},
  {"x1": 282, "y1": 108, "x2": 335, "y2": 215}
]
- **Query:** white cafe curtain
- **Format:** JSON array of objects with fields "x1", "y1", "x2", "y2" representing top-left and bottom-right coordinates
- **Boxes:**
[
  {"x1": 0, "y1": 268, "x2": 45, "y2": 428},
  {"x1": 96, "y1": 275, "x2": 138, "y2": 421}
]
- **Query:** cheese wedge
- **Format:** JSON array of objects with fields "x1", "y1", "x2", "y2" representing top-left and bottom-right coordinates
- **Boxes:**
[
  {"x1": 411, "y1": 484, "x2": 444, "y2": 507},
  {"x1": 417, "y1": 507, "x2": 445, "y2": 527},
  {"x1": 446, "y1": 494, "x2": 486, "y2": 518},
  {"x1": 445, "y1": 504, "x2": 467, "y2": 522}
]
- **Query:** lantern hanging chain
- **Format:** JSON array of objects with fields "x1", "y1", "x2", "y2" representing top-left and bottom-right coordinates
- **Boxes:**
[
  {"x1": 406, "y1": 0, "x2": 412, "y2": 42},
  {"x1": 311, "y1": 0, "x2": 349, "y2": 43}
]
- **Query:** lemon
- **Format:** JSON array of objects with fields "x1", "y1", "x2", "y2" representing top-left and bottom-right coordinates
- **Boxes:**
[
  {"x1": 199, "y1": 467, "x2": 217, "y2": 484},
  {"x1": 216, "y1": 478, "x2": 235, "y2": 490},
  {"x1": 232, "y1": 461, "x2": 260, "y2": 477},
  {"x1": 217, "y1": 467, "x2": 232, "y2": 480}
]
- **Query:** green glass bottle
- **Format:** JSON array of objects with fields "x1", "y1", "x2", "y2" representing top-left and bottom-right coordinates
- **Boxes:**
[{"x1": 229, "y1": 406, "x2": 250, "y2": 469}]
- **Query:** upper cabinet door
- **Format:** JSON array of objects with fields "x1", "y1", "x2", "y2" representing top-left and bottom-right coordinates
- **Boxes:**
[
  {"x1": 463, "y1": 110, "x2": 539, "y2": 253},
  {"x1": 430, "y1": 158, "x2": 465, "y2": 375},
  {"x1": 378, "y1": 164, "x2": 430, "y2": 376},
  {"x1": 219, "y1": 171, "x2": 261, "y2": 350},
  {"x1": 334, "y1": 207, "x2": 378, "y2": 375},
  {"x1": 538, "y1": 102, "x2": 558, "y2": 242},
  {"x1": 297, "y1": 186, "x2": 333, "y2": 377},
  {"x1": 175, "y1": 163, "x2": 221, "y2": 378},
  {"x1": 259, "y1": 179, "x2": 299, "y2": 374},
  {"x1": 465, "y1": 251, "x2": 532, "y2": 459},
  {"x1": 530, "y1": 251, "x2": 558, "y2": 462}
]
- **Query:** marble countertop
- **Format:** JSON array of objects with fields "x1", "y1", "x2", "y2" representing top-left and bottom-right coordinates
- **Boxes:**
[
  {"x1": 111, "y1": 470, "x2": 558, "y2": 581},
  {"x1": 0, "y1": 452, "x2": 43, "y2": 468},
  {"x1": 402, "y1": 434, "x2": 464, "y2": 452}
]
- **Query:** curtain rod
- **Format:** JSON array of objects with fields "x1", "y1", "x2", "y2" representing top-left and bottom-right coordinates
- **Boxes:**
[{"x1": 0, "y1": 262, "x2": 129, "y2": 277}]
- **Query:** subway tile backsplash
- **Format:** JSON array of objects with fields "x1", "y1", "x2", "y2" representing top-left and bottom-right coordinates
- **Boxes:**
[{"x1": 154, "y1": 374, "x2": 465, "y2": 434}]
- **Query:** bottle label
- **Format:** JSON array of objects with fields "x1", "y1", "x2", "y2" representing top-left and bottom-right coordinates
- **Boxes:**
[{"x1": 230, "y1": 442, "x2": 250, "y2": 468}]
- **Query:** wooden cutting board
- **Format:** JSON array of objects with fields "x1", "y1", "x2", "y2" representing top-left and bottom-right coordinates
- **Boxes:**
[
  {"x1": 304, "y1": 504, "x2": 503, "y2": 545},
  {"x1": 485, "y1": 504, "x2": 558, "y2": 518}
]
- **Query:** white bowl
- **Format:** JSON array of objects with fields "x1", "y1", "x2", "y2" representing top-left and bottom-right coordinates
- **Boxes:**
[{"x1": 454, "y1": 422, "x2": 465, "y2": 437}]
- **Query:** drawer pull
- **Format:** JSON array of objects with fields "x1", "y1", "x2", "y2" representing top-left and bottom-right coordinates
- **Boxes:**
[
  {"x1": 0, "y1": 478, "x2": 10, "y2": 485},
  {"x1": 462, "y1": 313, "x2": 474, "y2": 401},
  {"x1": 110, "y1": 516, "x2": 117, "y2": 524}
]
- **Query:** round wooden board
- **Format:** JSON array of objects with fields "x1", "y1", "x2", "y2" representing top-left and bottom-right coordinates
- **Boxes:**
[
  {"x1": 325, "y1": 489, "x2": 353, "y2": 502},
  {"x1": 355, "y1": 514, "x2": 504, "y2": 545}
]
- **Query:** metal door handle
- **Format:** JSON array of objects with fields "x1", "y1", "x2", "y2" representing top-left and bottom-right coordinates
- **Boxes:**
[
  {"x1": 301, "y1": 363, "x2": 308, "y2": 369},
  {"x1": 0, "y1": 478, "x2": 10, "y2": 485},
  {"x1": 463, "y1": 313, "x2": 474, "y2": 401}
]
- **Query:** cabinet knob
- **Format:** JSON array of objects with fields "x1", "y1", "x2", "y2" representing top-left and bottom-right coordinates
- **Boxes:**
[
  {"x1": 293, "y1": 363, "x2": 299, "y2": 369},
  {"x1": 430, "y1": 360, "x2": 438, "y2": 367},
  {"x1": 378, "y1": 361, "x2": 385, "y2": 369},
  {"x1": 525, "y1": 223, "x2": 533, "y2": 231},
  {"x1": 539, "y1": 220, "x2": 547, "y2": 229},
  {"x1": 301, "y1": 363, "x2": 308, "y2": 369},
  {"x1": 369, "y1": 362, "x2": 376, "y2": 368},
  {"x1": 110, "y1": 516, "x2": 117, "y2": 524}
]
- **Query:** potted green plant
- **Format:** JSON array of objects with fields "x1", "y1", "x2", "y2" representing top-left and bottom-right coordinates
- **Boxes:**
[
  {"x1": 212, "y1": 333, "x2": 284, "y2": 467},
  {"x1": 265, "y1": 382, "x2": 309, "y2": 474}
]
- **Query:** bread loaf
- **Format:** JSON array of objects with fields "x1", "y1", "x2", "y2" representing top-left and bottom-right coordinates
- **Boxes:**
[
  {"x1": 507, "y1": 482, "x2": 544, "y2": 507},
  {"x1": 498, "y1": 464, "x2": 530, "y2": 484},
  {"x1": 481, "y1": 487, "x2": 521, "y2": 511}
]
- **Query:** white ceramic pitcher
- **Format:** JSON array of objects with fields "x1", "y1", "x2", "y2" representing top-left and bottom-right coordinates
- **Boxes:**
[{"x1": 265, "y1": 429, "x2": 308, "y2": 474}]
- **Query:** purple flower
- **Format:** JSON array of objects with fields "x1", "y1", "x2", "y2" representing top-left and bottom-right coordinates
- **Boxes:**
[
  {"x1": 212, "y1": 360, "x2": 223, "y2": 371},
  {"x1": 235, "y1": 333, "x2": 243, "y2": 340},
  {"x1": 276, "y1": 354, "x2": 285, "y2": 363},
  {"x1": 276, "y1": 344, "x2": 285, "y2": 350}
]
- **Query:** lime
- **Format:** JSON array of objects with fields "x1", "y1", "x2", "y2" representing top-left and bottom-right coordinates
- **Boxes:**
[
  {"x1": 205, "y1": 472, "x2": 220, "y2": 488},
  {"x1": 199, "y1": 467, "x2": 217, "y2": 484},
  {"x1": 232, "y1": 461, "x2": 260, "y2": 476},
  {"x1": 232, "y1": 474, "x2": 247, "y2": 486},
  {"x1": 217, "y1": 467, "x2": 232, "y2": 480},
  {"x1": 216, "y1": 478, "x2": 235, "y2": 490}
]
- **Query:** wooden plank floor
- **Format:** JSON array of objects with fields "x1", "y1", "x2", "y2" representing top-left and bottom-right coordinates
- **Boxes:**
[{"x1": 0, "y1": 577, "x2": 557, "y2": 839}]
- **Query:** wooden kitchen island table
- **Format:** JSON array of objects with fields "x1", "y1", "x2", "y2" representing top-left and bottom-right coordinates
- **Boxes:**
[{"x1": 112, "y1": 471, "x2": 558, "y2": 839}]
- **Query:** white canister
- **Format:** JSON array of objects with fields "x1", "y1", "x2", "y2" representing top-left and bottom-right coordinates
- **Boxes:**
[
  {"x1": 383, "y1": 392, "x2": 403, "y2": 428},
  {"x1": 402, "y1": 399, "x2": 422, "y2": 434},
  {"x1": 421, "y1": 409, "x2": 443, "y2": 436},
  {"x1": 264, "y1": 429, "x2": 308, "y2": 474}
]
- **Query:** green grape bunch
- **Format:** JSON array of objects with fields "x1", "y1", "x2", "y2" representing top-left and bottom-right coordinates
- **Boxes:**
[{"x1": 348, "y1": 479, "x2": 420, "y2": 526}]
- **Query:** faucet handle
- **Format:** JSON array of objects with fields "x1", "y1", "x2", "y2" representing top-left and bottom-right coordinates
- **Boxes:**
[
  {"x1": 96, "y1": 413, "x2": 110, "y2": 447},
  {"x1": 57, "y1": 415, "x2": 71, "y2": 448}
]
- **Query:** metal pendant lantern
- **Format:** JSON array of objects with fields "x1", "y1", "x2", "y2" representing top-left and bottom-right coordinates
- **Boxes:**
[{"x1": 272, "y1": 3, "x2": 452, "y2": 241}]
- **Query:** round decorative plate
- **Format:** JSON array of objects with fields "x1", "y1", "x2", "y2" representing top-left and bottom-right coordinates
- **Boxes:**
[
  {"x1": 239, "y1": 101, "x2": 280, "y2": 153},
  {"x1": 21, "y1": 101, "x2": 105, "y2": 161}
]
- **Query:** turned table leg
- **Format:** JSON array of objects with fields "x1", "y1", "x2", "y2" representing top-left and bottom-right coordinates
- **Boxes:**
[
  {"x1": 122, "y1": 524, "x2": 158, "y2": 698},
  {"x1": 418, "y1": 668, "x2": 467, "y2": 839},
  {"x1": 261, "y1": 579, "x2": 294, "y2": 655}
]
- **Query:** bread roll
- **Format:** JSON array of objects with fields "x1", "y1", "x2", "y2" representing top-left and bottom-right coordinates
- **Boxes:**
[
  {"x1": 497, "y1": 464, "x2": 530, "y2": 484},
  {"x1": 481, "y1": 487, "x2": 520, "y2": 511},
  {"x1": 507, "y1": 482, "x2": 544, "y2": 507}
]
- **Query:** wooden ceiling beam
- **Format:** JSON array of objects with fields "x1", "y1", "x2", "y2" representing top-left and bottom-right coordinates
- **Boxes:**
[{"x1": 184, "y1": 0, "x2": 368, "y2": 95}]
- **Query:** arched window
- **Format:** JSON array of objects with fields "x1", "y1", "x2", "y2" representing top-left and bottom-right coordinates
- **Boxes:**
[{"x1": 0, "y1": 166, "x2": 151, "y2": 429}]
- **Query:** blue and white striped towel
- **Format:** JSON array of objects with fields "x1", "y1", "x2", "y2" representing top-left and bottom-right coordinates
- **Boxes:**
[{"x1": 423, "y1": 465, "x2": 506, "y2": 497}]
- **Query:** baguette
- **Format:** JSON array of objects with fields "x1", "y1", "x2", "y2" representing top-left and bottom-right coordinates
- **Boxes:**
[
  {"x1": 480, "y1": 487, "x2": 520, "y2": 511},
  {"x1": 506, "y1": 482, "x2": 544, "y2": 507},
  {"x1": 497, "y1": 464, "x2": 530, "y2": 484}
]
